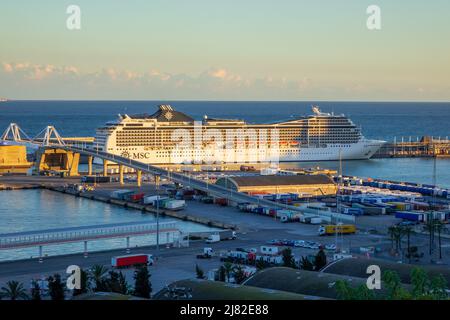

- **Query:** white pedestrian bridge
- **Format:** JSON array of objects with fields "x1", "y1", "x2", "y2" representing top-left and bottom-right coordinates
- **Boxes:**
[{"x1": 0, "y1": 220, "x2": 179, "y2": 250}]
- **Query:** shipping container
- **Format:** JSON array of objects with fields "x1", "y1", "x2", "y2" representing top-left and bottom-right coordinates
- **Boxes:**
[
  {"x1": 341, "y1": 207, "x2": 364, "y2": 216},
  {"x1": 395, "y1": 211, "x2": 424, "y2": 222}
]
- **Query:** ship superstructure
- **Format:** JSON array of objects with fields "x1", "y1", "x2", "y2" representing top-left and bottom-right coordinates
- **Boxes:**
[{"x1": 95, "y1": 105, "x2": 384, "y2": 164}]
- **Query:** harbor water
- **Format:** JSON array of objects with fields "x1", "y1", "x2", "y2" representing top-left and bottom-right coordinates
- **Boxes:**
[
  {"x1": 0, "y1": 189, "x2": 218, "y2": 261},
  {"x1": 280, "y1": 157, "x2": 450, "y2": 189}
]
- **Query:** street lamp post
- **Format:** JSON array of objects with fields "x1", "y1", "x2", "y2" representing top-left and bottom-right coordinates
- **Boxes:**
[{"x1": 155, "y1": 173, "x2": 161, "y2": 254}]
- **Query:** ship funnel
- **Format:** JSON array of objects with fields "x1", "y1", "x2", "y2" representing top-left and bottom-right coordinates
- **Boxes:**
[{"x1": 159, "y1": 104, "x2": 173, "y2": 111}]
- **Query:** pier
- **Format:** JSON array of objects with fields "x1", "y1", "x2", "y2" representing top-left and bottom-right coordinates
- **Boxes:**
[{"x1": 374, "y1": 136, "x2": 450, "y2": 158}]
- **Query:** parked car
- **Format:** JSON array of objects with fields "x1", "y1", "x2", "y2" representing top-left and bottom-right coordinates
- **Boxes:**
[{"x1": 294, "y1": 240, "x2": 306, "y2": 247}]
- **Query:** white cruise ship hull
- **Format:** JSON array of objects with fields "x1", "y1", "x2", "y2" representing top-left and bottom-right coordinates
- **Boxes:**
[{"x1": 98, "y1": 139, "x2": 384, "y2": 164}]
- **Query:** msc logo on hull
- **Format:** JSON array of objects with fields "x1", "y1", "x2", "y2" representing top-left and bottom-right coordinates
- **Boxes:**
[{"x1": 121, "y1": 151, "x2": 153, "y2": 159}]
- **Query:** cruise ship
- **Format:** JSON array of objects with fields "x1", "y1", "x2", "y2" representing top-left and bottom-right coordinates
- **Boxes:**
[{"x1": 95, "y1": 105, "x2": 385, "y2": 164}]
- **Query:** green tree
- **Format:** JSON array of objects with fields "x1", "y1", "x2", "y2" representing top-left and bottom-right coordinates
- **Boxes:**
[
  {"x1": 0, "y1": 281, "x2": 29, "y2": 300},
  {"x1": 31, "y1": 280, "x2": 41, "y2": 301},
  {"x1": 335, "y1": 280, "x2": 353, "y2": 300},
  {"x1": 281, "y1": 248, "x2": 295, "y2": 268},
  {"x1": 255, "y1": 259, "x2": 267, "y2": 271},
  {"x1": 299, "y1": 256, "x2": 314, "y2": 271},
  {"x1": 90, "y1": 264, "x2": 109, "y2": 292},
  {"x1": 411, "y1": 267, "x2": 430, "y2": 298},
  {"x1": 382, "y1": 270, "x2": 411, "y2": 300},
  {"x1": 133, "y1": 266, "x2": 151, "y2": 299},
  {"x1": 195, "y1": 264, "x2": 205, "y2": 279},
  {"x1": 107, "y1": 270, "x2": 122, "y2": 294},
  {"x1": 232, "y1": 265, "x2": 247, "y2": 284},
  {"x1": 73, "y1": 268, "x2": 89, "y2": 296},
  {"x1": 334, "y1": 281, "x2": 376, "y2": 300},
  {"x1": 314, "y1": 248, "x2": 327, "y2": 270},
  {"x1": 353, "y1": 284, "x2": 376, "y2": 300},
  {"x1": 47, "y1": 274, "x2": 65, "y2": 300},
  {"x1": 429, "y1": 274, "x2": 448, "y2": 300}
]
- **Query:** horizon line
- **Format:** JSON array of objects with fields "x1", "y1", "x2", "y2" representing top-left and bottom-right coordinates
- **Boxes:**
[{"x1": 3, "y1": 99, "x2": 450, "y2": 104}]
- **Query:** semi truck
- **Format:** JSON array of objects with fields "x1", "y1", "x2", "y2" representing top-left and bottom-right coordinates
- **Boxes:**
[
  {"x1": 318, "y1": 224, "x2": 356, "y2": 236},
  {"x1": 220, "y1": 230, "x2": 237, "y2": 240},
  {"x1": 196, "y1": 247, "x2": 213, "y2": 259},
  {"x1": 111, "y1": 254, "x2": 154, "y2": 268},
  {"x1": 205, "y1": 230, "x2": 236, "y2": 243}
]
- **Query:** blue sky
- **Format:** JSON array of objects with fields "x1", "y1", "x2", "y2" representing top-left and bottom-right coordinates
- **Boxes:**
[{"x1": 0, "y1": 0, "x2": 449, "y2": 100}]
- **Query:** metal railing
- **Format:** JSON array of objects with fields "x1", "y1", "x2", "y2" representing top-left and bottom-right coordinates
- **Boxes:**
[{"x1": 0, "y1": 221, "x2": 179, "y2": 249}]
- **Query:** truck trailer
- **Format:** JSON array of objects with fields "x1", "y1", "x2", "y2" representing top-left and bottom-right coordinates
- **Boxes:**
[
  {"x1": 318, "y1": 224, "x2": 356, "y2": 236},
  {"x1": 111, "y1": 254, "x2": 154, "y2": 268}
]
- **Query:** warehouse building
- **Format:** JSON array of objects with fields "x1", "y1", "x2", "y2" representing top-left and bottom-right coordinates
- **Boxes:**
[{"x1": 215, "y1": 174, "x2": 337, "y2": 196}]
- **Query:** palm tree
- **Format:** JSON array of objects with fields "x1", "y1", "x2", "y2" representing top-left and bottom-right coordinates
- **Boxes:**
[
  {"x1": 223, "y1": 262, "x2": 234, "y2": 283},
  {"x1": 31, "y1": 280, "x2": 41, "y2": 300},
  {"x1": 0, "y1": 281, "x2": 29, "y2": 300},
  {"x1": 388, "y1": 226, "x2": 396, "y2": 250},
  {"x1": 90, "y1": 264, "x2": 109, "y2": 292},
  {"x1": 232, "y1": 265, "x2": 247, "y2": 284},
  {"x1": 423, "y1": 214, "x2": 436, "y2": 257},
  {"x1": 195, "y1": 264, "x2": 205, "y2": 279},
  {"x1": 47, "y1": 274, "x2": 65, "y2": 300},
  {"x1": 434, "y1": 221, "x2": 446, "y2": 260},
  {"x1": 400, "y1": 225, "x2": 415, "y2": 263},
  {"x1": 388, "y1": 225, "x2": 404, "y2": 253}
]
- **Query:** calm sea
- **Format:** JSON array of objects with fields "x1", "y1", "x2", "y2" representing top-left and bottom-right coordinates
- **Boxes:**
[{"x1": 1, "y1": 100, "x2": 450, "y2": 141}]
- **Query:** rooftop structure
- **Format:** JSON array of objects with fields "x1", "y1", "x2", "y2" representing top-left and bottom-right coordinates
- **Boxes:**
[{"x1": 215, "y1": 174, "x2": 337, "y2": 196}]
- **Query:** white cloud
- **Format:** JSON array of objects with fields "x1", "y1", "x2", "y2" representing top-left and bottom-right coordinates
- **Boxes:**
[{"x1": 1, "y1": 61, "x2": 449, "y2": 101}]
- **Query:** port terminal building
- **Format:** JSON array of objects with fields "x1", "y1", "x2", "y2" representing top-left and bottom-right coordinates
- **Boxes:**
[
  {"x1": 215, "y1": 174, "x2": 337, "y2": 196},
  {"x1": 0, "y1": 145, "x2": 33, "y2": 174}
]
